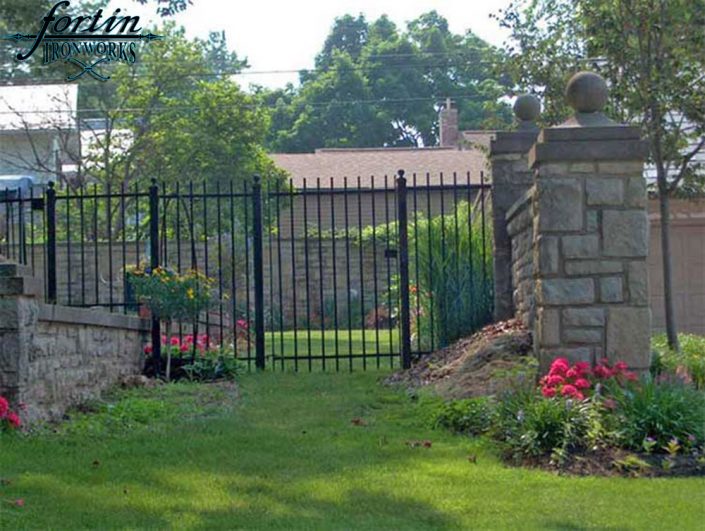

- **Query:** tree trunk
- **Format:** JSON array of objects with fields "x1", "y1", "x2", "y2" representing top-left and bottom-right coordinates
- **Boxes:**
[{"x1": 658, "y1": 191, "x2": 680, "y2": 351}]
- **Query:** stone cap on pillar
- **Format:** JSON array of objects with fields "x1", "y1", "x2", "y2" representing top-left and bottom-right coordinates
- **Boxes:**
[
  {"x1": 491, "y1": 94, "x2": 541, "y2": 155},
  {"x1": 529, "y1": 72, "x2": 648, "y2": 167}
]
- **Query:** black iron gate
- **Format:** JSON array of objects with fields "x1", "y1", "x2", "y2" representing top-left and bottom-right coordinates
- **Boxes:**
[{"x1": 0, "y1": 171, "x2": 493, "y2": 372}]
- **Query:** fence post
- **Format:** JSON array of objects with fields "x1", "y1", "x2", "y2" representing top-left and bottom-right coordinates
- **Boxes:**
[
  {"x1": 396, "y1": 170, "x2": 412, "y2": 370},
  {"x1": 148, "y1": 178, "x2": 162, "y2": 375},
  {"x1": 252, "y1": 175, "x2": 266, "y2": 370},
  {"x1": 46, "y1": 181, "x2": 57, "y2": 303}
]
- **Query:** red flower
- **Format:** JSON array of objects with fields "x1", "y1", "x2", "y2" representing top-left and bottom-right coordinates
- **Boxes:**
[
  {"x1": 561, "y1": 384, "x2": 579, "y2": 398},
  {"x1": 566, "y1": 368, "x2": 579, "y2": 379},
  {"x1": 180, "y1": 344, "x2": 190, "y2": 353},
  {"x1": 574, "y1": 378, "x2": 591, "y2": 390},
  {"x1": 574, "y1": 361, "x2": 591, "y2": 374},
  {"x1": 0, "y1": 396, "x2": 8, "y2": 418},
  {"x1": 144, "y1": 344, "x2": 153, "y2": 355},
  {"x1": 593, "y1": 365, "x2": 613, "y2": 379},
  {"x1": 541, "y1": 386, "x2": 557, "y2": 398},
  {"x1": 546, "y1": 375, "x2": 564, "y2": 386},
  {"x1": 548, "y1": 357, "x2": 570, "y2": 376},
  {"x1": 170, "y1": 337, "x2": 180, "y2": 346},
  {"x1": 6, "y1": 412, "x2": 21, "y2": 428},
  {"x1": 614, "y1": 361, "x2": 629, "y2": 372}
]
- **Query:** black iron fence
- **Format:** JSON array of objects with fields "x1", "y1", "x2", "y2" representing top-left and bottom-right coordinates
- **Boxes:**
[{"x1": 0, "y1": 171, "x2": 493, "y2": 371}]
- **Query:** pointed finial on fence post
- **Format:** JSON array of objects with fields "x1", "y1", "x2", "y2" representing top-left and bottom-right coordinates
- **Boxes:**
[{"x1": 397, "y1": 169, "x2": 405, "y2": 182}]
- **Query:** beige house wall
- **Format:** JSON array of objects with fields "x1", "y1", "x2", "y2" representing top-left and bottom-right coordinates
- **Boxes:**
[{"x1": 648, "y1": 198, "x2": 705, "y2": 335}]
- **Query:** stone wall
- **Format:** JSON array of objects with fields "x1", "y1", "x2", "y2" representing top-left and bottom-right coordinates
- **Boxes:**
[
  {"x1": 0, "y1": 262, "x2": 148, "y2": 423},
  {"x1": 505, "y1": 189, "x2": 534, "y2": 327}
]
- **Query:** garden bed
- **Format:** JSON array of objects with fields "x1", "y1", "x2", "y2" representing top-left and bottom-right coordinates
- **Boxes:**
[{"x1": 386, "y1": 319, "x2": 533, "y2": 399}]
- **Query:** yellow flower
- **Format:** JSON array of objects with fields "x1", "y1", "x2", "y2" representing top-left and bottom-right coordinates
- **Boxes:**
[{"x1": 187, "y1": 288, "x2": 195, "y2": 299}]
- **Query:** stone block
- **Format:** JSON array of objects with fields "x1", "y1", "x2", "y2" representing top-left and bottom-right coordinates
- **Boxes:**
[
  {"x1": 535, "y1": 177, "x2": 583, "y2": 232},
  {"x1": 606, "y1": 307, "x2": 651, "y2": 369},
  {"x1": 563, "y1": 307, "x2": 606, "y2": 327},
  {"x1": 562, "y1": 234, "x2": 599, "y2": 259},
  {"x1": 586, "y1": 210, "x2": 598, "y2": 232},
  {"x1": 537, "y1": 308, "x2": 560, "y2": 346},
  {"x1": 600, "y1": 277, "x2": 624, "y2": 303},
  {"x1": 625, "y1": 177, "x2": 647, "y2": 208},
  {"x1": 565, "y1": 260, "x2": 623, "y2": 276},
  {"x1": 628, "y1": 261, "x2": 649, "y2": 305},
  {"x1": 586, "y1": 178, "x2": 624, "y2": 206},
  {"x1": 537, "y1": 278, "x2": 595, "y2": 305},
  {"x1": 539, "y1": 347, "x2": 593, "y2": 374},
  {"x1": 563, "y1": 327, "x2": 603, "y2": 344},
  {"x1": 597, "y1": 161, "x2": 645, "y2": 175},
  {"x1": 602, "y1": 210, "x2": 648, "y2": 257},
  {"x1": 536, "y1": 235, "x2": 559, "y2": 274}
]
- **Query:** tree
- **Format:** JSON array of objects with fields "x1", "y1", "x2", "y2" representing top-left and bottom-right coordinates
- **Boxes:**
[
  {"x1": 497, "y1": 0, "x2": 705, "y2": 349},
  {"x1": 264, "y1": 11, "x2": 511, "y2": 152}
]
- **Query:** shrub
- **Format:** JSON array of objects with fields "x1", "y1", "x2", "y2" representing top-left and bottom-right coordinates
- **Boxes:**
[
  {"x1": 608, "y1": 379, "x2": 705, "y2": 450},
  {"x1": 0, "y1": 395, "x2": 21, "y2": 432},
  {"x1": 410, "y1": 201, "x2": 494, "y2": 349},
  {"x1": 652, "y1": 333, "x2": 705, "y2": 389},
  {"x1": 432, "y1": 397, "x2": 495, "y2": 436},
  {"x1": 493, "y1": 383, "x2": 613, "y2": 462}
]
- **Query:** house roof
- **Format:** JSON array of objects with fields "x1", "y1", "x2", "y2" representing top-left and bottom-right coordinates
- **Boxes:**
[
  {"x1": 0, "y1": 84, "x2": 77, "y2": 132},
  {"x1": 271, "y1": 145, "x2": 491, "y2": 189}
]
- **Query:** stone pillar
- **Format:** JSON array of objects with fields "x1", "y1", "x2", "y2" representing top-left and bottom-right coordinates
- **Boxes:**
[
  {"x1": 490, "y1": 94, "x2": 541, "y2": 321},
  {"x1": 0, "y1": 262, "x2": 41, "y2": 406},
  {"x1": 528, "y1": 72, "x2": 651, "y2": 372}
]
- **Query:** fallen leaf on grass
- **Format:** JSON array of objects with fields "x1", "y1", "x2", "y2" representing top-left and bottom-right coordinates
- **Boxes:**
[
  {"x1": 467, "y1": 454, "x2": 478, "y2": 464},
  {"x1": 351, "y1": 418, "x2": 367, "y2": 426},
  {"x1": 406, "y1": 440, "x2": 433, "y2": 449}
]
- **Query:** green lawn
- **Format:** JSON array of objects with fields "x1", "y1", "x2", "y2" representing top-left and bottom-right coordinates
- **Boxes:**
[
  {"x1": 2, "y1": 372, "x2": 705, "y2": 529},
  {"x1": 262, "y1": 329, "x2": 401, "y2": 371}
]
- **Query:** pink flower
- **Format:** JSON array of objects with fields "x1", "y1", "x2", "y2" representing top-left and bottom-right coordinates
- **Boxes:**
[
  {"x1": 6, "y1": 412, "x2": 21, "y2": 428},
  {"x1": 561, "y1": 384, "x2": 579, "y2": 398},
  {"x1": 614, "y1": 361, "x2": 629, "y2": 372},
  {"x1": 546, "y1": 375, "x2": 564, "y2": 386},
  {"x1": 548, "y1": 357, "x2": 570, "y2": 376},
  {"x1": 170, "y1": 337, "x2": 180, "y2": 346},
  {"x1": 541, "y1": 386, "x2": 557, "y2": 398},
  {"x1": 14, "y1": 499, "x2": 24, "y2": 507},
  {"x1": 180, "y1": 344, "x2": 190, "y2": 353},
  {"x1": 574, "y1": 378, "x2": 591, "y2": 390},
  {"x1": 566, "y1": 368, "x2": 579, "y2": 379},
  {"x1": 574, "y1": 361, "x2": 591, "y2": 374},
  {"x1": 593, "y1": 365, "x2": 613, "y2": 379},
  {"x1": 0, "y1": 396, "x2": 8, "y2": 418}
]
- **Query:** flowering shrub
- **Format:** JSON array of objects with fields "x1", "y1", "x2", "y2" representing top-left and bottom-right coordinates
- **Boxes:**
[
  {"x1": 129, "y1": 267, "x2": 217, "y2": 322},
  {"x1": 539, "y1": 357, "x2": 637, "y2": 400},
  {"x1": 0, "y1": 395, "x2": 21, "y2": 432},
  {"x1": 143, "y1": 335, "x2": 244, "y2": 381}
]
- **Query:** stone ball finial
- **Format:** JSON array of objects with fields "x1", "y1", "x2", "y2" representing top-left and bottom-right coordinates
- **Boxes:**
[
  {"x1": 513, "y1": 94, "x2": 541, "y2": 122},
  {"x1": 565, "y1": 71, "x2": 608, "y2": 113}
]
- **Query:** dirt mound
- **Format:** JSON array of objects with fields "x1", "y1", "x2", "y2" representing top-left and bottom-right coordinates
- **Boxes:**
[{"x1": 387, "y1": 319, "x2": 533, "y2": 399}]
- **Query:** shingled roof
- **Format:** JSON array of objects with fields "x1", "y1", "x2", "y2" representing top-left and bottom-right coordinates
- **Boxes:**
[{"x1": 271, "y1": 145, "x2": 491, "y2": 189}]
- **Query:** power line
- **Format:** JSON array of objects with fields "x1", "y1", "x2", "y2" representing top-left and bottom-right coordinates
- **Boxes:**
[{"x1": 0, "y1": 93, "x2": 493, "y2": 116}]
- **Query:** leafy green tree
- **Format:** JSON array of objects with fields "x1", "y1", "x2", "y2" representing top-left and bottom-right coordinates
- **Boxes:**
[
  {"x1": 264, "y1": 11, "x2": 511, "y2": 152},
  {"x1": 497, "y1": 0, "x2": 705, "y2": 350}
]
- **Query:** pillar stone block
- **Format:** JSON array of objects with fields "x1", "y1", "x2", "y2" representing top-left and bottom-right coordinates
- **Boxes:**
[
  {"x1": 490, "y1": 94, "x2": 541, "y2": 321},
  {"x1": 529, "y1": 72, "x2": 651, "y2": 373}
]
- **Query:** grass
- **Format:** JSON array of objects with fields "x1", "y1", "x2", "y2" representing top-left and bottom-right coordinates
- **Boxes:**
[
  {"x1": 2, "y1": 372, "x2": 705, "y2": 529},
  {"x1": 261, "y1": 329, "x2": 401, "y2": 371}
]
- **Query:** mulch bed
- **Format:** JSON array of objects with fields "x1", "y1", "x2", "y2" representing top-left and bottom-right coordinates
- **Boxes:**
[
  {"x1": 386, "y1": 319, "x2": 533, "y2": 399},
  {"x1": 516, "y1": 448, "x2": 705, "y2": 478}
]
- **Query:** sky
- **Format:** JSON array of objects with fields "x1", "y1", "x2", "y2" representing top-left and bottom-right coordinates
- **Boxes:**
[{"x1": 108, "y1": 0, "x2": 514, "y2": 88}]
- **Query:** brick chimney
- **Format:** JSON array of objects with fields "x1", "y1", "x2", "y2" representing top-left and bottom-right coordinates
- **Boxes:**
[{"x1": 439, "y1": 98, "x2": 459, "y2": 147}]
